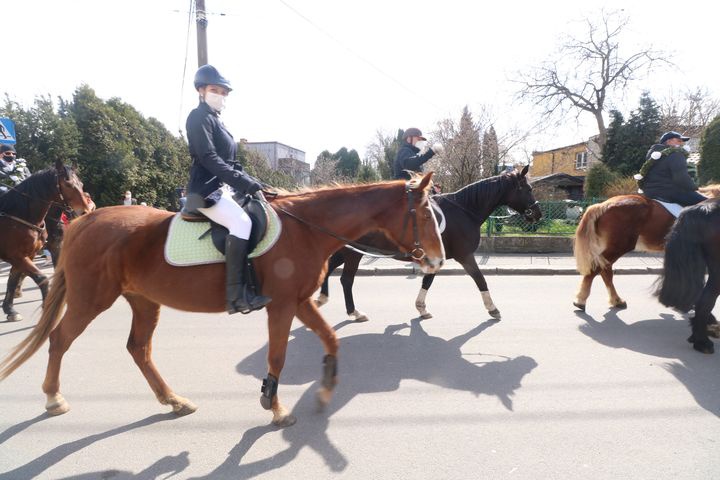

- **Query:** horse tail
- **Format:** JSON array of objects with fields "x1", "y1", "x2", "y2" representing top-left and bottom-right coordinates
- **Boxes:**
[
  {"x1": 655, "y1": 206, "x2": 708, "y2": 312},
  {"x1": 0, "y1": 262, "x2": 67, "y2": 381},
  {"x1": 574, "y1": 202, "x2": 610, "y2": 275}
]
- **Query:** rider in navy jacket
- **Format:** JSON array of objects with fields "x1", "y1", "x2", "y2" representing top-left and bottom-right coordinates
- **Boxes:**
[
  {"x1": 185, "y1": 64, "x2": 270, "y2": 315},
  {"x1": 393, "y1": 127, "x2": 437, "y2": 180}
]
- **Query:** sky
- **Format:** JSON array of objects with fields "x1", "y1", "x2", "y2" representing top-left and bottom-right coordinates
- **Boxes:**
[{"x1": 4, "y1": 0, "x2": 720, "y2": 167}]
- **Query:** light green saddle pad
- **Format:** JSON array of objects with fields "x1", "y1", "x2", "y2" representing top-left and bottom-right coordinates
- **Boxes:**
[{"x1": 164, "y1": 202, "x2": 282, "y2": 267}]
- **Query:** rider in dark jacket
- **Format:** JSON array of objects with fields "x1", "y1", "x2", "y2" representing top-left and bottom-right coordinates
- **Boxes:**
[
  {"x1": 638, "y1": 131, "x2": 706, "y2": 206},
  {"x1": 393, "y1": 127, "x2": 441, "y2": 180},
  {"x1": 186, "y1": 64, "x2": 271, "y2": 314}
]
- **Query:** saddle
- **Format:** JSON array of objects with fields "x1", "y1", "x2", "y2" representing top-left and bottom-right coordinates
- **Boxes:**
[
  {"x1": 164, "y1": 195, "x2": 281, "y2": 267},
  {"x1": 650, "y1": 199, "x2": 683, "y2": 218}
]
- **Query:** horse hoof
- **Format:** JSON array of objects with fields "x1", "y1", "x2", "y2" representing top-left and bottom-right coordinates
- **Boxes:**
[
  {"x1": 613, "y1": 301, "x2": 628, "y2": 310},
  {"x1": 260, "y1": 395, "x2": 273, "y2": 410},
  {"x1": 488, "y1": 309, "x2": 501, "y2": 320},
  {"x1": 316, "y1": 387, "x2": 333, "y2": 411},
  {"x1": 350, "y1": 310, "x2": 369, "y2": 322},
  {"x1": 693, "y1": 341, "x2": 714, "y2": 354},
  {"x1": 419, "y1": 312, "x2": 433, "y2": 319},
  {"x1": 315, "y1": 294, "x2": 329, "y2": 307},
  {"x1": 6, "y1": 313, "x2": 23, "y2": 322},
  {"x1": 708, "y1": 325, "x2": 720, "y2": 339},
  {"x1": 573, "y1": 302, "x2": 585, "y2": 312},
  {"x1": 46, "y1": 395, "x2": 70, "y2": 416},
  {"x1": 172, "y1": 401, "x2": 198, "y2": 416},
  {"x1": 272, "y1": 413, "x2": 297, "y2": 428}
]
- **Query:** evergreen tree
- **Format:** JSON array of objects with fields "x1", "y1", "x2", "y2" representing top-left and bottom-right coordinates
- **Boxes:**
[
  {"x1": 481, "y1": 126, "x2": 499, "y2": 177},
  {"x1": 584, "y1": 162, "x2": 617, "y2": 199},
  {"x1": 334, "y1": 147, "x2": 361, "y2": 178},
  {"x1": 698, "y1": 115, "x2": 720, "y2": 185}
]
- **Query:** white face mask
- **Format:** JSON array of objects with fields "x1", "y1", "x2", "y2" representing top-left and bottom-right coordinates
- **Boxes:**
[
  {"x1": 414, "y1": 140, "x2": 427, "y2": 151},
  {"x1": 204, "y1": 91, "x2": 227, "y2": 112}
]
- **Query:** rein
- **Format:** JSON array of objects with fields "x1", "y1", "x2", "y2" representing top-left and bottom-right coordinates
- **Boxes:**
[
  {"x1": 0, "y1": 212, "x2": 46, "y2": 233},
  {"x1": 272, "y1": 182, "x2": 427, "y2": 261},
  {"x1": 0, "y1": 170, "x2": 74, "y2": 233}
]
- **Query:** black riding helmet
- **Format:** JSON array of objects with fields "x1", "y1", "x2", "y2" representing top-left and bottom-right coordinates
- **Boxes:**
[{"x1": 193, "y1": 65, "x2": 233, "y2": 92}]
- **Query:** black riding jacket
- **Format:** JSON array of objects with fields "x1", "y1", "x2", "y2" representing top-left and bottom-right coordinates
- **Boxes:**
[
  {"x1": 641, "y1": 144, "x2": 697, "y2": 200},
  {"x1": 186, "y1": 102, "x2": 258, "y2": 207},
  {"x1": 393, "y1": 142, "x2": 435, "y2": 180}
]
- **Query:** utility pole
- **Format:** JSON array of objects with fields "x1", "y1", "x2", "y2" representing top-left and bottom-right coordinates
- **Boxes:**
[{"x1": 196, "y1": 0, "x2": 208, "y2": 66}]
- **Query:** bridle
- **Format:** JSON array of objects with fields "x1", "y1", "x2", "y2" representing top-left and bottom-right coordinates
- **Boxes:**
[
  {"x1": 0, "y1": 168, "x2": 77, "y2": 233},
  {"x1": 271, "y1": 181, "x2": 429, "y2": 261}
]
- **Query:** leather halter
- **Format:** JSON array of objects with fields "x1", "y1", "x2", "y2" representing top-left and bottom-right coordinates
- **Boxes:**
[{"x1": 273, "y1": 182, "x2": 429, "y2": 261}]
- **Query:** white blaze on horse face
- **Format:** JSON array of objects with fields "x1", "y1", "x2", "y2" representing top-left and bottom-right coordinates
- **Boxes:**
[{"x1": 419, "y1": 197, "x2": 445, "y2": 273}]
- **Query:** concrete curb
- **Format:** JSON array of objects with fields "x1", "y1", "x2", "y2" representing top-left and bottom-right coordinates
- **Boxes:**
[{"x1": 339, "y1": 266, "x2": 663, "y2": 277}]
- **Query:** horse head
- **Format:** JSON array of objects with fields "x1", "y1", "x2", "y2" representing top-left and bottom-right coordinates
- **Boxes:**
[
  {"x1": 380, "y1": 172, "x2": 445, "y2": 274},
  {"x1": 505, "y1": 164, "x2": 542, "y2": 223},
  {"x1": 55, "y1": 159, "x2": 90, "y2": 216}
]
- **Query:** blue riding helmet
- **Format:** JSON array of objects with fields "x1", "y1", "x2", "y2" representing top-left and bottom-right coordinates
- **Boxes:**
[{"x1": 193, "y1": 65, "x2": 233, "y2": 92}]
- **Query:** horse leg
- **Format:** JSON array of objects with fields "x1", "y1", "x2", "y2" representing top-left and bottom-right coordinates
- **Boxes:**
[
  {"x1": 573, "y1": 269, "x2": 600, "y2": 311},
  {"x1": 339, "y1": 252, "x2": 367, "y2": 322},
  {"x1": 415, "y1": 273, "x2": 436, "y2": 319},
  {"x1": 459, "y1": 255, "x2": 501, "y2": 320},
  {"x1": 262, "y1": 303, "x2": 298, "y2": 427},
  {"x1": 14, "y1": 273, "x2": 24, "y2": 298},
  {"x1": 295, "y1": 299, "x2": 339, "y2": 408},
  {"x1": 3, "y1": 268, "x2": 24, "y2": 322},
  {"x1": 688, "y1": 270, "x2": 719, "y2": 354},
  {"x1": 599, "y1": 266, "x2": 626, "y2": 309},
  {"x1": 123, "y1": 293, "x2": 197, "y2": 415},
  {"x1": 316, "y1": 251, "x2": 345, "y2": 307}
]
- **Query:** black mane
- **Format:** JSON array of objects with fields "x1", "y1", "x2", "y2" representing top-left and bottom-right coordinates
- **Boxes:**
[
  {"x1": 0, "y1": 168, "x2": 59, "y2": 217},
  {"x1": 442, "y1": 172, "x2": 516, "y2": 214}
]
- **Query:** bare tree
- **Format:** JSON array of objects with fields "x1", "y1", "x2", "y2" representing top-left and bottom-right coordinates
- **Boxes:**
[
  {"x1": 659, "y1": 86, "x2": 720, "y2": 137},
  {"x1": 310, "y1": 150, "x2": 340, "y2": 185},
  {"x1": 515, "y1": 9, "x2": 669, "y2": 148}
]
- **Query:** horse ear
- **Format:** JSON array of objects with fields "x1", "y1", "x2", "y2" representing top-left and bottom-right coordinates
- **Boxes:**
[
  {"x1": 520, "y1": 164, "x2": 529, "y2": 177},
  {"x1": 418, "y1": 172, "x2": 434, "y2": 191},
  {"x1": 54, "y1": 159, "x2": 66, "y2": 176}
]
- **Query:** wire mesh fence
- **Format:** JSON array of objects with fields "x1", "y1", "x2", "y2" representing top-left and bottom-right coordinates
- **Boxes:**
[{"x1": 483, "y1": 199, "x2": 605, "y2": 236}]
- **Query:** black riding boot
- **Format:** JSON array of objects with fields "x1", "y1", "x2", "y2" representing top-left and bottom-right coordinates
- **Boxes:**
[{"x1": 225, "y1": 235, "x2": 271, "y2": 314}]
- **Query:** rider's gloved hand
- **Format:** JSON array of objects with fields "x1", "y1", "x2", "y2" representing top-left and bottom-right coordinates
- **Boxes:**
[{"x1": 246, "y1": 180, "x2": 263, "y2": 195}]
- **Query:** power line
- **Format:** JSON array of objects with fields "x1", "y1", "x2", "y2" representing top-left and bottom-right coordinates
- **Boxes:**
[{"x1": 276, "y1": 0, "x2": 439, "y2": 110}]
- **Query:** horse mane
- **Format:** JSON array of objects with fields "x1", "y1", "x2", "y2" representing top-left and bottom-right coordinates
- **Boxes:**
[
  {"x1": 270, "y1": 176, "x2": 418, "y2": 199},
  {"x1": 699, "y1": 184, "x2": 720, "y2": 199},
  {"x1": 442, "y1": 171, "x2": 517, "y2": 212},
  {"x1": 0, "y1": 167, "x2": 58, "y2": 216}
]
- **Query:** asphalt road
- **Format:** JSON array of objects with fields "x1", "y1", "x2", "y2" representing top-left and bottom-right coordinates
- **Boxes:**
[{"x1": 1, "y1": 273, "x2": 719, "y2": 479}]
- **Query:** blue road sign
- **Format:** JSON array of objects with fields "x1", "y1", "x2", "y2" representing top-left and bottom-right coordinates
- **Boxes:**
[{"x1": 0, "y1": 117, "x2": 17, "y2": 145}]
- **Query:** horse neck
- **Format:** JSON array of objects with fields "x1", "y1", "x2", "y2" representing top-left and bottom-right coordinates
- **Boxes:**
[
  {"x1": 8, "y1": 171, "x2": 58, "y2": 224},
  {"x1": 451, "y1": 175, "x2": 510, "y2": 222},
  {"x1": 278, "y1": 183, "x2": 403, "y2": 253}
]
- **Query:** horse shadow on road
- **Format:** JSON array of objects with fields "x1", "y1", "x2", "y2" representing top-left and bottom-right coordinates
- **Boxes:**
[
  {"x1": 192, "y1": 318, "x2": 538, "y2": 479},
  {"x1": 576, "y1": 310, "x2": 720, "y2": 417},
  {"x1": 0, "y1": 413, "x2": 185, "y2": 480}
]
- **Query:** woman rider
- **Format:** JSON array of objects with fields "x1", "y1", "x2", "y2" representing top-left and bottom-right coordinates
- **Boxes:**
[{"x1": 185, "y1": 64, "x2": 271, "y2": 314}]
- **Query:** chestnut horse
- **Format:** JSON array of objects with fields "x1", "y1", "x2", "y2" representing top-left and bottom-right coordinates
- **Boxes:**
[
  {"x1": 655, "y1": 198, "x2": 720, "y2": 354},
  {"x1": 0, "y1": 174, "x2": 444, "y2": 427},
  {"x1": 573, "y1": 189, "x2": 718, "y2": 311},
  {"x1": 0, "y1": 161, "x2": 90, "y2": 321}
]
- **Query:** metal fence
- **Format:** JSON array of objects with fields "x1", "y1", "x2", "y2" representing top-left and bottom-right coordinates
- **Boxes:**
[{"x1": 483, "y1": 199, "x2": 604, "y2": 236}]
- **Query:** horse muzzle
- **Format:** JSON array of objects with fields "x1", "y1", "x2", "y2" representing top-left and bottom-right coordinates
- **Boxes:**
[{"x1": 419, "y1": 256, "x2": 444, "y2": 274}]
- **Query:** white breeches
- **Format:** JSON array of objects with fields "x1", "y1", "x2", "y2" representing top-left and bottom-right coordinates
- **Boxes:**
[{"x1": 198, "y1": 189, "x2": 252, "y2": 239}]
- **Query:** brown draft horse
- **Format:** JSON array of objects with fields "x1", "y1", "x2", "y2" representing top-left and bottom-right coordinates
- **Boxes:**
[
  {"x1": 0, "y1": 173, "x2": 444, "y2": 427},
  {"x1": 0, "y1": 161, "x2": 90, "y2": 321},
  {"x1": 573, "y1": 187, "x2": 717, "y2": 311}
]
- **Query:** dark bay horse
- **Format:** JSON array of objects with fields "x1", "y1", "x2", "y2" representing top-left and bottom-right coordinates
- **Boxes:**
[
  {"x1": 655, "y1": 198, "x2": 720, "y2": 354},
  {"x1": 316, "y1": 165, "x2": 542, "y2": 321},
  {"x1": 0, "y1": 174, "x2": 445, "y2": 427},
  {"x1": 0, "y1": 161, "x2": 90, "y2": 321},
  {"x1": 573, "y1": 190, "x2": 717, "y2": 311}
]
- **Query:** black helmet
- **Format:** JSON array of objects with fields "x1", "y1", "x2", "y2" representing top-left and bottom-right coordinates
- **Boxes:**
[{"x1": 193, "y1": 65, "x2": 233, "y2": 92}]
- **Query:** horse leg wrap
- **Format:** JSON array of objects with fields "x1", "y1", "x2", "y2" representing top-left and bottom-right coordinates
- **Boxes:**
[
  {"x1": 321, "y1": 355, "x2": 338, "y2": 390},
  {"x1": 260, "y1": 374, "x2": 278, "y2": 410}
]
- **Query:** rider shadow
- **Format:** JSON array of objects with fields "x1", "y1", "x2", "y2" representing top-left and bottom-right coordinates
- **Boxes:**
[
  {"x1": 576, "y1": 310, "x2": 720, "y2": 417},
  {"x1": 54, "y1": 451, "x2": 190, "y2": 480},
  {"x1": 0, "y1": 413, "x2": 179, "y2": 480},
  {"x1": 195, "y1": 319, "x2": 537, "y2": 478}
]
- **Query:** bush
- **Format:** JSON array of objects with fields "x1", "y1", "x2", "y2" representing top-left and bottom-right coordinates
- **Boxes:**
[
  {"x1": 604, "y1": 177, "x2": 639, "y2": 197},
  {"x1": 584, "y1": 163, "x2": 617, "y2": 199}
]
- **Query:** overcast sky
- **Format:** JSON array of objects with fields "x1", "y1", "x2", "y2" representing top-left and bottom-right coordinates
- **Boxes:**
[{"x1": 5, "y1": 0, "x2": 720, "y2": 165}]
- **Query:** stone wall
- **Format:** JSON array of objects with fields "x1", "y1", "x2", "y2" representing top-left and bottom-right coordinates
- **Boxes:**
[{"x1": 478, "y1": 236, "x2": 573, "y2": 253}]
